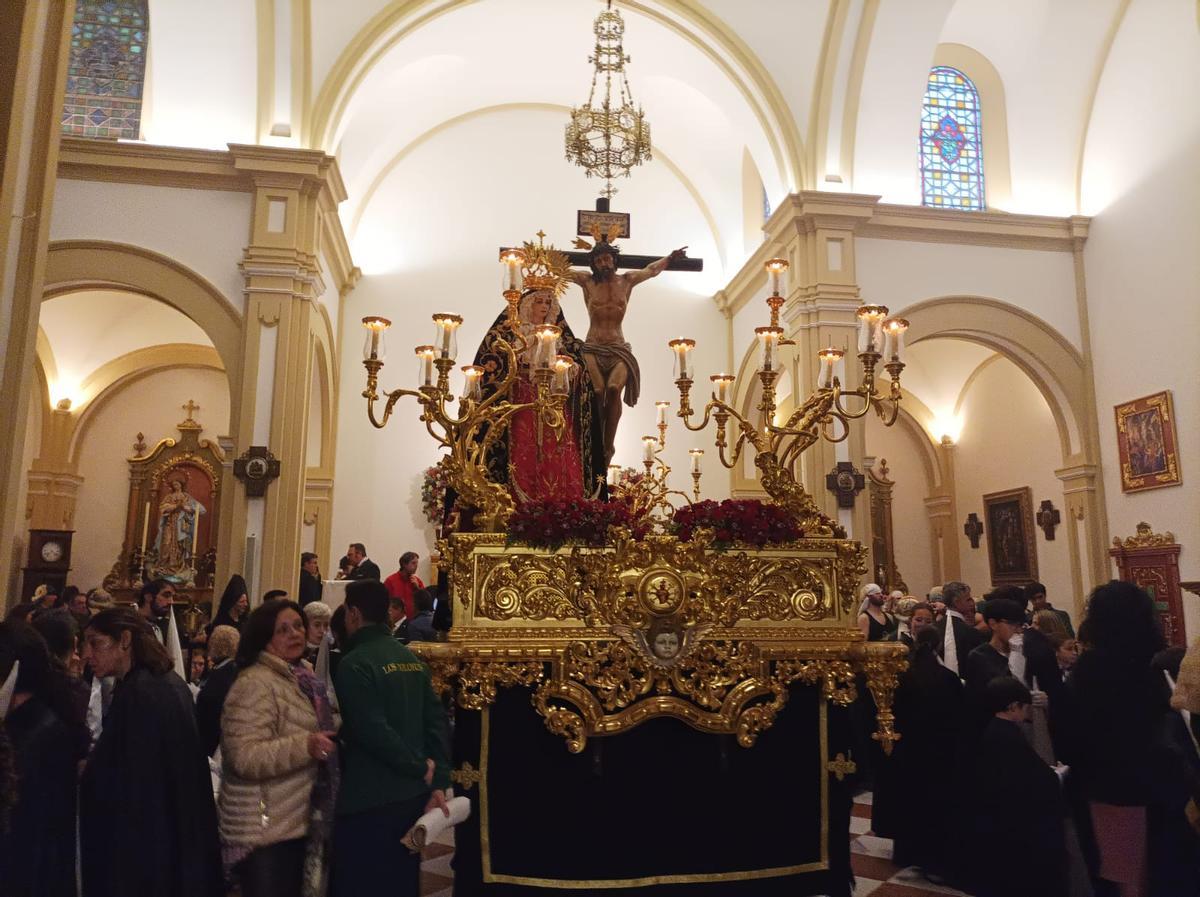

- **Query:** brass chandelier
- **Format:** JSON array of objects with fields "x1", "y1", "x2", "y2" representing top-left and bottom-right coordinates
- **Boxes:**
[{"x1": 565, "y1": 0, "x2": 652, "y2": 198}]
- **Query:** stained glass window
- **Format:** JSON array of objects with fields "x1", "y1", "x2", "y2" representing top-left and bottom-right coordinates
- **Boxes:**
[
  {"x1": 919, "y1": 66, "x2": 984, "y2": 211},
  {"x1": 62, "y1": 1, "x2": 148, "y2": 140}
]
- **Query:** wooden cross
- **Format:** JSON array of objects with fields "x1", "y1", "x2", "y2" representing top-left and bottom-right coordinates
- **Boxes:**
[
  {"x1": 1036, "y1": 500, "x2": 1061, "y2": 541},
  {"x1": 569, "y1": 199, "x2": 703, "y2": 271},
  {"x1": 181, "y1": 399, "x2": 201, "y2": 421},
  {"x1": 963, "y1": 513, "x2": 983, "y2": 549}
]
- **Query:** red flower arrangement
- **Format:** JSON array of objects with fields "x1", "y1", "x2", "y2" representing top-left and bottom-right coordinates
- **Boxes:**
[
  {"x1": 507, "y1": 498, "x2": 648, "y2": 549},
  {"x1": 671, "y1": 499, "x2": 802, "y2": 548}
]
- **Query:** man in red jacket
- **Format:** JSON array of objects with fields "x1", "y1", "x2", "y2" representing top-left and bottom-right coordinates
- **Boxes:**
[{"x1": 384, "y1": 552, "x2": 424, "y2": 620}]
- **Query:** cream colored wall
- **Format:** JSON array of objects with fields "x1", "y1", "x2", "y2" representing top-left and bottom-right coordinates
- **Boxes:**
[
  {"x1": 49, "y1": 179, "x2": 252, "y2": 315},
  {"x1": 142, "y1": 0, "x2": 257, "y2": 148},
  {"x1": 865, "y1": 412, "x2": 935, "y2": 599},
  {"x1": 856, "y1": 236, "x2": 1082, "y2": 351},
  {"x1": 1080, "y1": 0, "x2": 1200, "y2": 639},
  {"x1": 70, "y1": 368, "x2": 230, "y2": 591},
  {"x1": 952, "y1": 356, "x2": 1075, "y2": 616}
]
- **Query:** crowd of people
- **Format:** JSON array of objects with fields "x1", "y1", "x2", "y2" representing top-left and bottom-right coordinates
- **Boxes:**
[
  {"x1": 863, "y1": 579, "x2": 1200, "y2": 897},
  {"x1": 2, "y1": 547, "x2": 1199, "y2": 897},
  {"x1": 0, "y1": 546, "x2": 450, "y2": 897}
]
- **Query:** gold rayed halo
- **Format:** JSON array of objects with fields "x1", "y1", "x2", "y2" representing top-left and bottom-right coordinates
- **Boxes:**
[{"x1": 520, "y1": 232, "x2": 572, "y2": 298}]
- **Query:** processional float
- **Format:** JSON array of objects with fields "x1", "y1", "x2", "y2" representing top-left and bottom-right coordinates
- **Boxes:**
[{"x1": 360, "y1": 238, "x2": 911, "y2": 896}]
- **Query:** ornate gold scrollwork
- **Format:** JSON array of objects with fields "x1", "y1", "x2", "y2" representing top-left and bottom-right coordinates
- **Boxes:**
[{"x1": 410, "y1": 533, "x2": 902, "y2": 754}]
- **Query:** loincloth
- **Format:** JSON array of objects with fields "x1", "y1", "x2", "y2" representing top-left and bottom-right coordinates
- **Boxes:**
[{"x1": 582, "y1": 341, "x2": 640, "y2": 407}]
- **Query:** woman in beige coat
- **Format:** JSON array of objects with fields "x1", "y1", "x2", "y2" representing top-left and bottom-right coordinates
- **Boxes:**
[{"x1": 219, "y1": 599, "x2": 338, "y2": 897}]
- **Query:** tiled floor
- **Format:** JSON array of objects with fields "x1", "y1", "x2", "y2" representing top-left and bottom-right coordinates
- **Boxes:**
[{"x1": 418, "y1": 791, "x2": 967, "y2": 896}]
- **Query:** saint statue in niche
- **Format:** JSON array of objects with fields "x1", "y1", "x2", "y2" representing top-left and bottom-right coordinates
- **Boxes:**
[{"x1": 152, "y1": 470, "x2": 205, "y2": 583}]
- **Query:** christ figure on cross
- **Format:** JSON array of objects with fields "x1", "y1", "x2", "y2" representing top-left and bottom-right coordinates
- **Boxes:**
[{"x1": 568, "y1": 239, "x2": 686, "y2": 467}]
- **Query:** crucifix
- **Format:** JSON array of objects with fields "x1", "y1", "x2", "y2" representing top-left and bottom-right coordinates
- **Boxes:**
[
  {"x1": 181, "y1": 399, "x2": 201, "y2": 422},
  {"x1": 568, "y1": 199, "x2": 703, "y2": 466}
]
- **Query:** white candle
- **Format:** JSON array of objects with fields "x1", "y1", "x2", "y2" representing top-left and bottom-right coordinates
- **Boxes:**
[
  {"x1": 711, "y1": 375, "x2": 732, "y2": 404},
  {"x1": 857, "y1": 318, "x2": 871, "y2": 353},
  {"x1": 656, "y1": 402, "x2": 669, "y2": 426},
  {"x1": 883, "y1": 330, "x2": 894, "y2": 360},
  {"x1": 642, "y1": 439, "x2": 656, "y2": 463},
  {"x1": 690, "y1": 450, "x2": 703, "y2": 473},
  {"x1": 608, "y1": 465, "x2": 620, "y2": 486},
  {"x1": 140, "y1": 501, "x2": 150, "y2": 551}
]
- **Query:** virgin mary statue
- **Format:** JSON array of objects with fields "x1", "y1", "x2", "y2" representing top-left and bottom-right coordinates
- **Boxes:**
[
  {"x1": 472, "y1": 288, "x2": 606, "y2": 503},
  {"x1": 153, "y1": 471, "x2": 205, "y2": 582}
]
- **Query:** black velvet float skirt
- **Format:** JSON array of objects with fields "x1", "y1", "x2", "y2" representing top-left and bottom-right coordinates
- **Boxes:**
[{"x1": 449, "y1": 684, "x2": 854, "y2": 897}]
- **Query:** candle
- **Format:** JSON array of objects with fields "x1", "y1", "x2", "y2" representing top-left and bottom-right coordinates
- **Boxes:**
[
  {"x1": 764, "y1": 257, "x2": 789, "y2": 296},
  {"x1": 656, "y1": 401, "x2": 669, "y2": 425},
  {"x1": 500, "y1": 248, "x2": 525, "y2": 292},
  {"x1": 755, "y1": 326, "x2": 783, "y2": 372},
  {"x1": 534, "y1": 324, "x2": 560, "y2": 368},
  {"x1": 668, "y1": 338, "x2": 695, "y2": 380},
  {"x1": 608, "y1": 464, "x2": 621, "y2": 487},
  {"x1": 642, "y1": 437, "x2": 657, "y2": 464},
  {"x1": 191, "y1": 515, "x2": 200, "y2": 562},
  {"x1": 710, "y1": 374, "x2": 733, "y2": 404},
  {"x1": 883, "y1": 317, "x2": 909, "y2": 361},
  {"x1": 361, "y1": 316, "x2": 391, "y2": 361},
  {"x1": 415, "y1": 345, "x2": 436, "y2": 387},
  {"x1": 817, "y1": 347, "x2": 844, "y2": 388},
  {"x1": 461, "y1": 365, "x2": 484, "y2": 401},
  {"x1": 856, "y1": 305, "x2": 888, "y2": 354},
  {"x1": 432, "y1": 314, "x2": 462, "y2": 360},
  {"x1": 552, "y1": 355, "x2": 573, "y2": 395},
  {"x1": 140, "y1": 500, "x2": 150, "y2": 551},
  {"x1": 689, "y1": 448, "x2": 704, "y2": 473}
]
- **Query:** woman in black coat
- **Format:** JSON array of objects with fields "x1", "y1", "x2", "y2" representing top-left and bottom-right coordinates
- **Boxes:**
[
  {"x1": 883, "y1": 627, "x2": 966, "y2": 878},
  {"x1": 80, "y1": 608, "x2": 222, "y2": 897},
  {"x1": 0, "y1": 621, "x2": 90, "y2": 897}
]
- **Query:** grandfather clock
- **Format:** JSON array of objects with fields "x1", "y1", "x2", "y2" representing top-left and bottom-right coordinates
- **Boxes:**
[{"x1": 21, "y1": 529, "x2": 74, "y2": 601}]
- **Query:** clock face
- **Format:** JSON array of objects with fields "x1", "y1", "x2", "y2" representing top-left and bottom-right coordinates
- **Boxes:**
[{"x1": 41, "y1": 540, "x2": 64, "y2": 563}]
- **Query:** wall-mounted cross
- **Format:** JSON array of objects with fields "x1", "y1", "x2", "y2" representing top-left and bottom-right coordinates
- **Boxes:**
[
  {"x1": 964, "y1": 513, "x2": 984, "y2": 549},
  {"x1": 1036, "y1": 500, "x2": 1061, "y2": 541}
]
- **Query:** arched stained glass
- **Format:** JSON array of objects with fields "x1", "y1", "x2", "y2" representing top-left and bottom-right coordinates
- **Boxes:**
[
  {"x1": 62, "y1": 1, "x2": 149, "y2": 140},
  {"x1": 920, "y1": 66, "x2": 984, "y2": 211}
]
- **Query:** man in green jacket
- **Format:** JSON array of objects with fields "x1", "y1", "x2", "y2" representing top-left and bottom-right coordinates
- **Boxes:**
[{"x1": 332, "y1": 579, "x2": 450, "y2": 895}]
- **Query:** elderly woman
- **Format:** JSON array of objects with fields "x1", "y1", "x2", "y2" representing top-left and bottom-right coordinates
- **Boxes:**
[
  {"x1": 303, "y1": 601, "x2": 332, "y2": 664},
  {"x1": 219, "y1": 600, "x2": 339, "y2": 897},
  {"x1": 79, "y1": 608, "x2": 221, "y2": 897}
]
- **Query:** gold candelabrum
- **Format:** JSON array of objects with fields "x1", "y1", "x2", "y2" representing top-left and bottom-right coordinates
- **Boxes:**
[
  {"x1": 670, "y1": 257, "x2": 909, "y2": 537},
  {"x1": 360, "y1": 243, "x2": 577, "y2": 531}
]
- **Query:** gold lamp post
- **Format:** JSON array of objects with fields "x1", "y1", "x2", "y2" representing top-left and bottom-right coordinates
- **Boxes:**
[
  {"x1": 669, "y1": 259, "x2": 909, "y2": 537},
  {"x1": 360, "y1": 241, "x2": 575, "y2": 530}
]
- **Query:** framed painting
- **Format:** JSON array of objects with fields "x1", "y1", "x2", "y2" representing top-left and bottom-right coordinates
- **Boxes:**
[
  {"x1": 983, "y1": 487, "x2": 1038, "y2": 586},
  {"x1": 1115, "y1": 391, "x2": 1181, "y2": 493}
]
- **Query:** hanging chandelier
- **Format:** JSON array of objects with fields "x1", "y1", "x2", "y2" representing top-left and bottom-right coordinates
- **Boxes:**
[{"x1": 564, "y1": 0, "x2": 652, "y2": 199}]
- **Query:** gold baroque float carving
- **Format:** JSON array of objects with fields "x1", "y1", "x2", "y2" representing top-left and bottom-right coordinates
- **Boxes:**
[{"x1": 413, "y1": 531, "x2": 906, "y2": 755}]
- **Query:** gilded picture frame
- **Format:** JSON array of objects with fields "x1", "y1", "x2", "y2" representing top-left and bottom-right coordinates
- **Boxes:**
[
  {"x1": 1115, "y1": 391, "x2": 1181, "y2": 493},
  {"x1": 983, "y1": 487, "x2": 1038, "y2": 586}
]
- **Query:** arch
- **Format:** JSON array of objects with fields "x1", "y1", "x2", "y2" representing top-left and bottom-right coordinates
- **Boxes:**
[
  {"x1": 308, "y1": 0, "x2": 804, "y2": 192},
  {"x1": 67, "y1": 344, "x2": 225, "y2": 466},
  {"x1": 900, "y1": 296, "x2": 1089, "y2": 466},
  {"x1": 42, "y1": 240, "x2": 244, "y2": 428},
  {"x1": 307, "y1": 311, "x2": 338, "y2": 476}
]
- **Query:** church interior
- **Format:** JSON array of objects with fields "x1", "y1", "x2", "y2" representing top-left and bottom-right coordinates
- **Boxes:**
[{"x1": 3, "y1": 1, "x2": 1199, "y2": 896}]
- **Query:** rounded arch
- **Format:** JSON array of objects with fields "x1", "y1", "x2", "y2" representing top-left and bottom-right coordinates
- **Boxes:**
[
  {"x1": 67, "y1": 345, "x2": 226, "y2": 466},
  {"x1": 308, "y1": 310, "x2": 337, "y2": 476},
  {"x1": 42, "y1": 240, "x2": 244, "y2": 427},
  {"x1": 308, "y1": 0, "x2": 804, "y2": 192},
  {"x1": 900, "y1": 296, "x2": 1089, "y2": 465}
]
